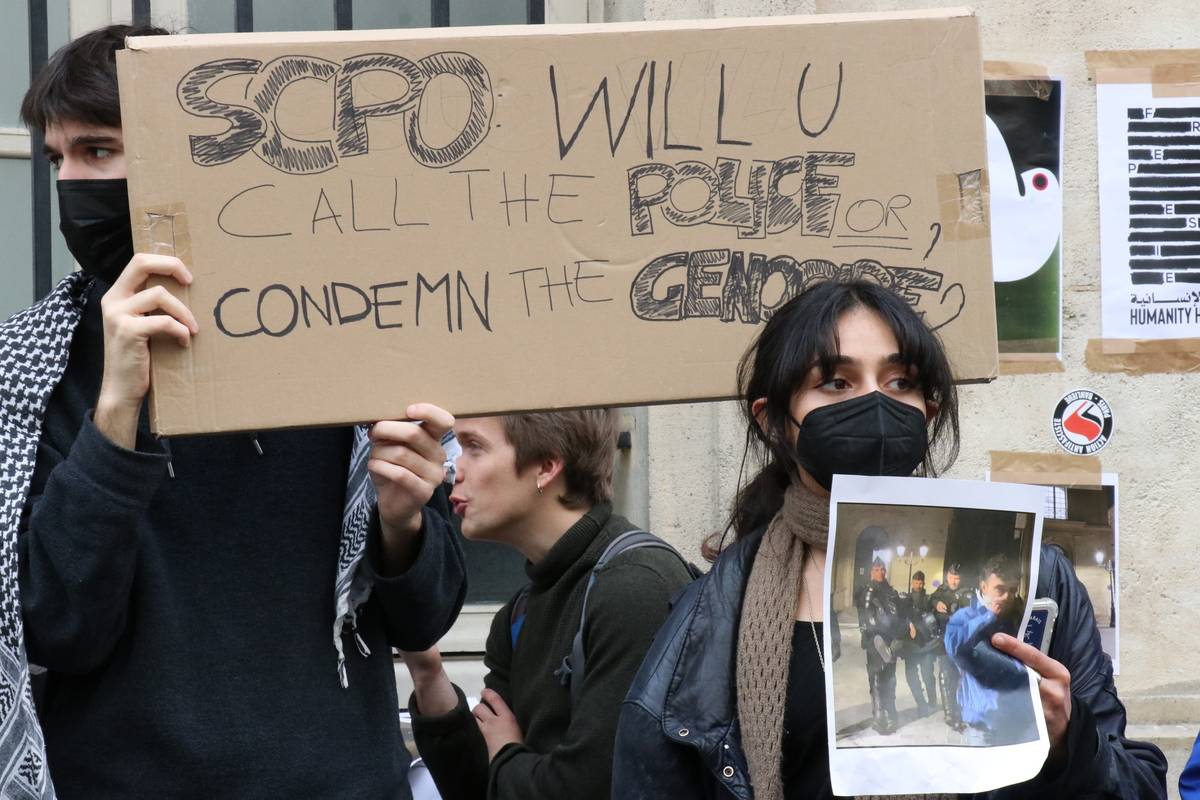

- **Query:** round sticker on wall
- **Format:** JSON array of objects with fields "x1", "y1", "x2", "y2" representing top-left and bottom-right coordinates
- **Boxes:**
[{"x1": 1052, "y1": 390, "x2": 1114, "y2": 455}]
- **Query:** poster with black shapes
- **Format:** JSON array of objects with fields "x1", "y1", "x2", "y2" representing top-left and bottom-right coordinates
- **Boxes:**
[
  {"x1": 1097, "y1": 63, "x2": 1200, "y2": 338},
  {"x1": 984, "y1": 71, "x2": 1063, "y2": 356},
  {"x1": 117, "y1": 11, "x2": 996, "y2": 436}
]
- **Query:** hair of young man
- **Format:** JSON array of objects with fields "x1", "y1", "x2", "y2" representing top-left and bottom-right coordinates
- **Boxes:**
[
  {"x1": 979, "y1": 554, "x2": 1017, "y2": 587},
  {"x1": 20, "y1": 24, "x2": 168, "y2": 132},
  {"x1": 703, "y1": 279, "x2": 961, "y2": 560},
  {"x1": 500, "y1": 410, "x2": 618, "y2": 510}
]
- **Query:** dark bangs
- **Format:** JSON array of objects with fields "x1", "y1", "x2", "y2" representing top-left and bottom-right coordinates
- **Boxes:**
[
  {"x1": 20, "y1": 24, "x2": 168, "y2": 132},
  {"x1": 739, "y1": 279, "x2": 959, "y2": 477}
]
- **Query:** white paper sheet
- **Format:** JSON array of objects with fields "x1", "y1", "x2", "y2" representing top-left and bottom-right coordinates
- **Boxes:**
[
  {"x1": 824, "y1": 476, "x2": 1048, "y2": 796},
  {"x1": 1099, "y1": 82, "x2": 1200, "y2": 337}
]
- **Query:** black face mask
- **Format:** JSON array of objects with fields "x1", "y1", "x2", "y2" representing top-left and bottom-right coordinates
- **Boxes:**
[
  {"x1": 794, "y1": 391, "x2": 928, "y2": 490},
  {"x1": 57, "y1": 179, "x2": 133, "y2": 285}
]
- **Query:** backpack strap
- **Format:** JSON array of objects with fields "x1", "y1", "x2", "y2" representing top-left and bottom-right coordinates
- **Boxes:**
[
  {"x1": 509, "y1": 585, "x2": 532, "y2": 650},
  {"x1": 553, "y1": 530, "x2": 695, "y2": 709}
]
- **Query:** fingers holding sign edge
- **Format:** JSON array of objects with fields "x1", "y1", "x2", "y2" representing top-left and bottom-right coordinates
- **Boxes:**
[{"x1": 370, "y1": 404, "x2": 455, "y2": 450}]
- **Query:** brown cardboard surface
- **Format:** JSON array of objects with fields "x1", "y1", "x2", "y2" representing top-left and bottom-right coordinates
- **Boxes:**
[
  {"x1": 117, "y1": 10, "x2": 997, "y2": 435},
  {"x1": 990, "y1": 450, "x2": 1104, "y2": 487},
  {"x1": 1085, "y1": 337, "x2": 1200, "y2": 374}
]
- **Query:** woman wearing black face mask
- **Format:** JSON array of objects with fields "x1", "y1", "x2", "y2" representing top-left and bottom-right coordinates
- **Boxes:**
[
  {"x1": 612, "y1": 278, "x2": 1168, "y2": 800},
  {"x1": 611, "y1": 279, "x2": 958, "y2": 800}
]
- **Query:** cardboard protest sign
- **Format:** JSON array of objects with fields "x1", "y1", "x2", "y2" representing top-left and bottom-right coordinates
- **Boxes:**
[{"x1": 117, "y1": 9, "x2": 996, "y2": 435}]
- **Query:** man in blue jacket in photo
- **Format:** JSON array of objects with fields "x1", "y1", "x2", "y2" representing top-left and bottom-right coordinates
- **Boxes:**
[{"x1": 945, "y1": 555, "x2": 1037, "y2": 747}]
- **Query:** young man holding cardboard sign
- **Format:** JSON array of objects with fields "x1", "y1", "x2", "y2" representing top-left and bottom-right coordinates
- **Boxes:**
[{"x1": 1, "y1": 25, "x2": 467, "y2": 798}]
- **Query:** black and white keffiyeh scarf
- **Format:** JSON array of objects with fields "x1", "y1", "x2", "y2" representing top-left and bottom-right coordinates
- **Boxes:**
[{"x1": 0, "y1": 272, "x2": 434, "y2": 797}]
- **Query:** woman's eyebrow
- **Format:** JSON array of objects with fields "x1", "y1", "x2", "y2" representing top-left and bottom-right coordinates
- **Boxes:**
[{"x1": 828, "y1": 354, "x2": 905, "y2": 366}]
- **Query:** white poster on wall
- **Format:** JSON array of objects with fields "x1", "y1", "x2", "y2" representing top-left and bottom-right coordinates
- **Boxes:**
[{"x1": 1099, "y1": 82, "x2": 1200, "y2": 338}]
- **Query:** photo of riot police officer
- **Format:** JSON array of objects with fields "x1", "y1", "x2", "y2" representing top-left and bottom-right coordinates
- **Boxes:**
[
  {"x1": 857, "y1": 558, "x2": 903, "y2": 734},
  {"x1": 929, "y1": 563, "x2": 972, "y2": 731},
  {"x1": 899, "y1": 570, "x2": 939, "y2": 718}
]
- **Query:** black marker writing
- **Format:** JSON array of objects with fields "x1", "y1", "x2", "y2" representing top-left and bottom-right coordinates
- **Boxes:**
[
  {"x1": 179, "y1": 51, "x2": 494, "y2": 173},
  {"x1": 629, "y1": 249, "x2": 958, "y2": 329},
  {"x1": 628, "y1": 153, "x2": 854, "y2": 238},
  {"x1": 212, "y1": 271, "x2": 492, "y2": 337}
]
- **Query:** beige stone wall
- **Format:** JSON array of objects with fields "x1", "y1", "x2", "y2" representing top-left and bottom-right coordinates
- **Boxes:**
[{"x1": 601, "y1": 0, "x2": 1200, "y2": 789}]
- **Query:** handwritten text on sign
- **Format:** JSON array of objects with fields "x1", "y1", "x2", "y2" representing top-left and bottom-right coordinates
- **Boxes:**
[{"x1": 118, "y1": 15, "x2": 992, "y2": 433}]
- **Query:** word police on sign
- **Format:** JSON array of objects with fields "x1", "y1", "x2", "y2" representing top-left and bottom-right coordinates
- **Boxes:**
[{"x1": 1052, "y1": 389, "x2": 1114, "y2": 455}]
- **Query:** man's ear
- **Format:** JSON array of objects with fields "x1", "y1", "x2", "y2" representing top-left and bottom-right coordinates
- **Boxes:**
[{"x1": 536, "y1": 456, "x2": 567, "y2": 494}]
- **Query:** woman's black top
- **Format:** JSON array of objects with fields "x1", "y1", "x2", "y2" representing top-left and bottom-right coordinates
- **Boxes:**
[{"x1": 782, "y1": 620, "x2": 838, "y2": 800}]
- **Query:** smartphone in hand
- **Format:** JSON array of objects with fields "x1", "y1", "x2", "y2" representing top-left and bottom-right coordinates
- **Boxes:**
[{"x1": 1022, "y1": 598, "x2": 1059, "y2": 654}]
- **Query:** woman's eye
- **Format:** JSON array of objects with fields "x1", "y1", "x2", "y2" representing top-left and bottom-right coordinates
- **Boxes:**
[
  {"x1": 820, "y1": 377, "x2": 850, "y2": 391},
  {"x1": 887, "y1": 376, "x2": 917, "y2": 391}
]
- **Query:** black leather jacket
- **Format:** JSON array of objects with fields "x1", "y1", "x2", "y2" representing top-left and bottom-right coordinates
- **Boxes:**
[{"x1": 613, "y1": 529, "x2": 1167, "y2": 800}]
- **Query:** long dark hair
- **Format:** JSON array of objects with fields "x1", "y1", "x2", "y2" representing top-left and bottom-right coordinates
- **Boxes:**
[{"x1": 705, "y1": 280, "x2": 960, "y2": 560}]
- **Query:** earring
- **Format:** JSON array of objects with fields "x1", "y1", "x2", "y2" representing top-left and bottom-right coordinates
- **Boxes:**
[{"x1": 536, "y1": 481, "x2": 543, "y2": 495}]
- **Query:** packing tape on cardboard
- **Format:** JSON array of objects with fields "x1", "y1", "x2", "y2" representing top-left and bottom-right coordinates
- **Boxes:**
[
  {"x1": 936, "y1": 170, "x2": 989, "y2": 241},
  {"x1": 133, "y1": 203, "x2": 197, "y2": 436},
  {"x1": 990, "y1": 450, "x2": 1104, "y2": 487},
  {"x1": 998, "y1": 353, "x2": 1064, "y2": 375},
  {"x1": 134, "y1": 203, "x2": 192, "y2": 263},
  {"x1": 1085, "y1": 337, "x2": 1200, "y2": 374}
]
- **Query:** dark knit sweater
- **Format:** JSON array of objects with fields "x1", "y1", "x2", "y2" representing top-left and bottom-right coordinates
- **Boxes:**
[
  {"x1": 19, "y1": 281, "x2": 467, "y2": 798},
  {"x1": 410, "y1": 504, "x2": 693, "y2": 800}
]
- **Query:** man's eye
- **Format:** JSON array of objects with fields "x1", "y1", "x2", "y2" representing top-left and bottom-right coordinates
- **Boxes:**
[
  {"x1": 91, "y1": 147, "x2": 113, "y2": 160},
  {"x1": 46, "y1": 155, "x2": 61, "y2": 169}
]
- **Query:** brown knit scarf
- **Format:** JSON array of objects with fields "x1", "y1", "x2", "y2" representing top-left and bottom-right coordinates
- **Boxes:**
[{"x1": 735, "y1": 481, "x2": 956, "y2": 800}]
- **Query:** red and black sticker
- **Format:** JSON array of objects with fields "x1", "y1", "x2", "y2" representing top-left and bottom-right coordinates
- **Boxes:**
[{"x1": 1052, "y1": 390, "x2": 1114, "y2": 455}]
